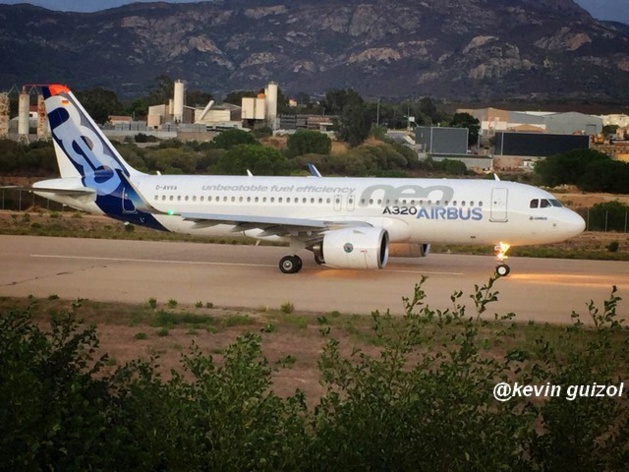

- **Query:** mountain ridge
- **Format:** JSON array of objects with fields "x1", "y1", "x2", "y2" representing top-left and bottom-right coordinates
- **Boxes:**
[{"x1": 1, "y1": 0, "x2": 628, "y2": 101}]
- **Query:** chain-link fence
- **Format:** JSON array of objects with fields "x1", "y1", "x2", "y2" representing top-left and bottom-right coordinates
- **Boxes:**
[
  {"x1": 1, "y1": 188, "x2": 67, "y2": 213},
  {"x1": 577, "y1": 207, "x2": 629, "y2": 232}
]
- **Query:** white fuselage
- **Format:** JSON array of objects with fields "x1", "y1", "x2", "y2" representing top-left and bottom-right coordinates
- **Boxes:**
[{"x1": 42, "y1": 174, "x2": 586, "y2": 247}]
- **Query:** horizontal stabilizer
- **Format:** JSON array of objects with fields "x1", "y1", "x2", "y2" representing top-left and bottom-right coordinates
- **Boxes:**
[
  {"x1": 30, "y1": 187, "x2": 96, "y2": 197},
  {"x1": 1, "y1": 184, "x2": 95, "y2": 197}
]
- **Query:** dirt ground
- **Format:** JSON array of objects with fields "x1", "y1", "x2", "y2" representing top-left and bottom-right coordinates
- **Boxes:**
[
  {"x1": 96, "y1": 319, "x2": 331, "y2": 401},
  {"x1": 554, "y1": 190, "x2": 629, "y2": 208}
]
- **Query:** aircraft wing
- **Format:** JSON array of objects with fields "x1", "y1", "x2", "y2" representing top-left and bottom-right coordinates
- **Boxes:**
[{"x1": 180, "y1": 212, "x2": 369, "y2": 238}]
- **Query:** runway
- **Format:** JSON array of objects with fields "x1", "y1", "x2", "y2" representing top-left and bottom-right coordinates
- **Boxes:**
[{"x1": 1, "y1": 235, "x2": 628, "y2": 324}]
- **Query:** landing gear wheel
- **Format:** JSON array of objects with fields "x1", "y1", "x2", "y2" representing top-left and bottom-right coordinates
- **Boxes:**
[
  {"x1": 279, "y1": 255, "x2": 303, "y2": 274},
  {"x1": 496, "y1": 263, "x2": 511, "y2": 277}
]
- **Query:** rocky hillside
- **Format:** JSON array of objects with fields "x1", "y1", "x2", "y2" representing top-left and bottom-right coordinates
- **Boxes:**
[{"x1": 0, "y1": 0, "x2": 628, "y2": 101}]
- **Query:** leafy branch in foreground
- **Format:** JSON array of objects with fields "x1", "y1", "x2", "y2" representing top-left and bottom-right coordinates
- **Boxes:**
[{"x1": 0, "y1": 279, "x2": 627, "y2": 470}]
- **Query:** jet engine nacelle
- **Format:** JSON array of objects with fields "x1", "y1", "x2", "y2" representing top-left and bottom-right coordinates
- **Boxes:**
[
  {"x1": 318, "y1": 227, "x2": 389, "y2": 269},
  {"x1": 389, "y1": 243, "x2": 430, "y2": 258}
]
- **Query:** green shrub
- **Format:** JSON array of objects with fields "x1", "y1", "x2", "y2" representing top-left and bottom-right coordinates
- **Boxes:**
[
  {"x1": 587, "y1": 201, "x2": 629, "y2": 232},
  {"x1": 0, "y1": 279, "x2": 626, "y2": 470},
  {"x1": 607, "y1": 241, "x2": 620, "y2": 252},
  {"x1": 280, "y1": 302, "x2": 294, "y2": 314}
]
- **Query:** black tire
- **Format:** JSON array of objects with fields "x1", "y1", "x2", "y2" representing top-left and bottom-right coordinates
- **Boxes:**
[
  {"x1": 496, "y1": 264, "x2": 511, "y2": 277},
  {"x1": 279, "y1": 255, "x2": 302, "y2": 274}
]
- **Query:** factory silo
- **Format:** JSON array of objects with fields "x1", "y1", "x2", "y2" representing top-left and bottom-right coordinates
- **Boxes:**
[
  {"x1": 37, "y1": 94, "x2": 48, "y2": 140},
  {"x1": 265, "y1": 81, "x2": 278, "y2": 131},
  {"x1": 173, "y1": 80, "x2": 185, "y2": 123},
  {"x1": 18, "y1": 90, "x2": 30, "y2": 144},
  {"x1": 0, "y1": 93, "x2": 8, "y2": 139}
]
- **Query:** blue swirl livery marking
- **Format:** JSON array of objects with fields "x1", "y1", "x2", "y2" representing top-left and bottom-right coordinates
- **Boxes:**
[{"x1": 42, "y1": 85, "x2": 167, "y2": 232}]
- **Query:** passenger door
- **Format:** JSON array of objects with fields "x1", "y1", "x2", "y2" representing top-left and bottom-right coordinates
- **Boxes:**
[{"x1": 490, "y1": 188, "x2": 508, "y2": 222}]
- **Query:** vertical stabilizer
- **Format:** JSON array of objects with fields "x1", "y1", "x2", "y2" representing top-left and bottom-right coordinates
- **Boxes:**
[
  {"x1": 40, "y1": 84, "x2": 164, "y2": 230},
  {"x1": 42, "y1": 84, "x2": 143, "y2": 185}
]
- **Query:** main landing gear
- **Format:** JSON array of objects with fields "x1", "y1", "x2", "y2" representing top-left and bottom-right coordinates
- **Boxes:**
[
  {"x1": 494, "y1": 242, "x2": 511, "y2": 277},
  {"x1": 279, "y1": 255, "x2": 303, "y2": 274}
]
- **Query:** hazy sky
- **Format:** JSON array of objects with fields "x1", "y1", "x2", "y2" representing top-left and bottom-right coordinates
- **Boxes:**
[{"x1": 1, "y1": 0, "x2": 628, "y2": 25}]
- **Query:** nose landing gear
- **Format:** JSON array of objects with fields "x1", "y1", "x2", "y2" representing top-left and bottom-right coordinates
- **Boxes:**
[{"x1": 494, "y1": 242, "x2": 511, "y2": 277}]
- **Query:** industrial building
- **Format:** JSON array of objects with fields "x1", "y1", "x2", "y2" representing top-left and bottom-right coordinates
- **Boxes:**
[
  {"x1": 146, "y1": 80, "x2": 278, "y2": 132},
  {"x1": 458, "y1": 107, "x2": 603, "y2": 136},
  {"x1": 277, "y1": 114, "x2": 336, "y2": 132},
  {"x1": 0, "y1": 86, "x2": 50, "y2": 142},
  {"x1": 494, "y1": 132, "x2": 590, "y2": 157},
  {"x1": 415, "y1": 126, "x2": 469, "y2": 155}
]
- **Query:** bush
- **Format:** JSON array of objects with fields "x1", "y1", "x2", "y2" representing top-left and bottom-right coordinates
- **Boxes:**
[
  {"x1": 216, "y1": 144, "x2": 287, "y2": 176},
  {"x1": 1, "y1": 279, "x2": 627, "y2": 470},
  {"x1": 211, "y1": 129, "x2": 257, "y2": 149},
  {"x1": 285, "y1": 130, "x2": 332, "y2": 158},
  {"x1": 587, "y1": 201, "x2": 629, "y2": 232}
]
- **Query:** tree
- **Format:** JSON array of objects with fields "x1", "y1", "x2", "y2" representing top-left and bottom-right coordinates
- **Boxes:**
[
  {"x1": 217, "y1": 144, "x2": 287, "y2": 175},
  {"x1": 186, "y1": 89, "x2": 213, "y2": 108},
  {"x1": 337, "y1": 101, "x2": 371, "y2": 148},
  {"x1": 450, "y1": 112, "x2": 481, "y2": 146},
  {"x1": 285, "y1": 130, "x2": 332, "y2": 158},
  {"x1": 74, "y1": 88, "x2": 123, "y2": 125},
  {"x1": 212, "y1": 129, "x2": 257, "y2": 150},
  {"x1": 602, "y1": 124, "x2": 619, "y2": 137},
  {"x1": 579, "y1": 159, "x2": 629, "y2": 193},
  {"x1": 147, "y1": 75, "x2": 174, "y2": 106},
  {"x1": 275, "y1": 86, "x2": 291, "y2": 115},
  {"x1": 326, "y1": 89, "x2": 371, "y2": 148},
  {"x1": 321, "y1": 89, "x2": 362, "y2": 115},
  {"x1": 535, "y1": 149, "x2": 611, "y2": 188},
  {"x1": 419, "y1": 97, "x2": 444, "y2": 124},
  {"x1": 224, "y1": 90, "x2": 256, "y2": 106},
  {"x1": 124, "y1": 98, "x2": 148, "y2": 121}
]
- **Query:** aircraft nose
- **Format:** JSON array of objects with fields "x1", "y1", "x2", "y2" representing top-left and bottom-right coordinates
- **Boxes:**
[{"x1": 566, "y1": 210, "x2": 586, "y2": 237}]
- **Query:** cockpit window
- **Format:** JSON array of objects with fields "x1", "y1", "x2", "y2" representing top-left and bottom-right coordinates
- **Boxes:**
[{"x1": 531, "y1": 198, "x2": 562, "y2": 209}]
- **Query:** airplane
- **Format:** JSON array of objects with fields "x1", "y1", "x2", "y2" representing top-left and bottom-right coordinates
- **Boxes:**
[{"x1": 31, "y1": 84, "x2": 585, "y2": 276}]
